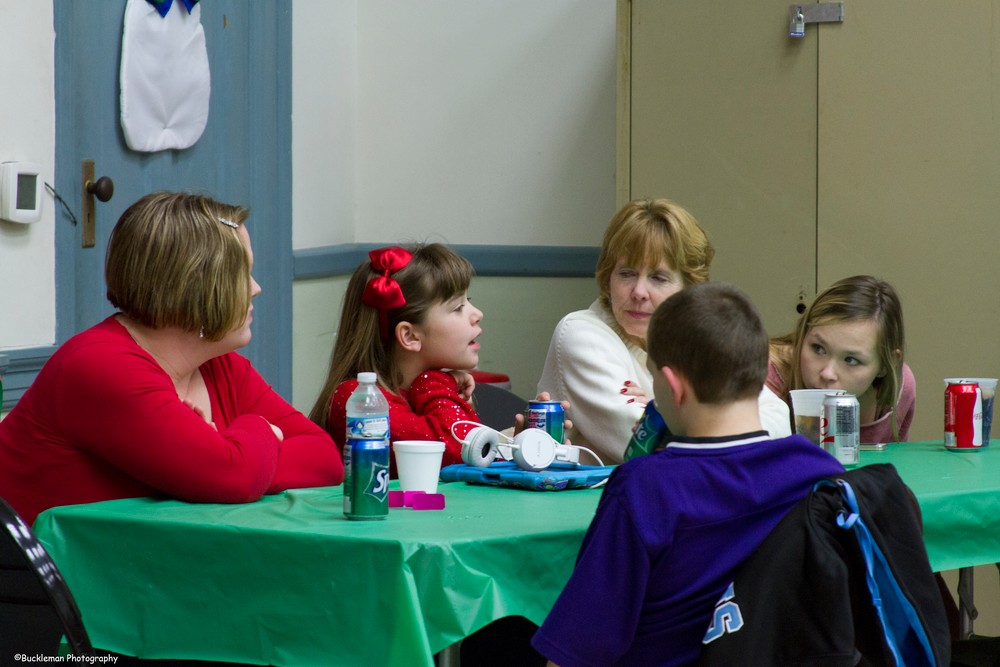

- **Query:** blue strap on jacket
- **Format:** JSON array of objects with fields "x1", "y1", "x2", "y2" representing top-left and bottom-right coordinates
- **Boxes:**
[{"x1": 819, "y1": 477, "x2": 937, "y2": 666}]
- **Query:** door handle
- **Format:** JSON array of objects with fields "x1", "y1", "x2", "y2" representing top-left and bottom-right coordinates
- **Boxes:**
[{"x1": 81, "y1": 159, "x2": 114, "y2": 248}]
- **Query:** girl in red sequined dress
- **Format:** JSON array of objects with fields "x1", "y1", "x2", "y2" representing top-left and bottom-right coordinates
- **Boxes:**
[{"x1": 310, "y1": 244, "x2": 491, "y2": 473}]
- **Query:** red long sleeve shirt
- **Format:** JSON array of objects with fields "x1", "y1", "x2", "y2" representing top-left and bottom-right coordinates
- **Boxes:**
[{"x1": 0, "y1": 317, "x2": 344, "y2": 524}]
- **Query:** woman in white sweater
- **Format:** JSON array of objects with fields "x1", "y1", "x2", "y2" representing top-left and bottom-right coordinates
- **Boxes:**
[{"x1": 537, "y1": 199, "x2": 791, "y2": 464}]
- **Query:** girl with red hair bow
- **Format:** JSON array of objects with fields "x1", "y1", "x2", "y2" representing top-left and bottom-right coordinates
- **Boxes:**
[{"x1": 309, "y1": 243, "x2": 487, "y2": 473}]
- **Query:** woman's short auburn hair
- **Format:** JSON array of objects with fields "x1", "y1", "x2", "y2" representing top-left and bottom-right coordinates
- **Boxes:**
[
  {"x1": 595, "y1": 199, "x2": 714, "y2": 310},
  {"x1": 105, "y1": 191, "x2": 252, "y2": 341}
]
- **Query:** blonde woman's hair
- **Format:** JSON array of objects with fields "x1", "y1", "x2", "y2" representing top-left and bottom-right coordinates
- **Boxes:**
[
  {"x1": 594, "y1": 198, "x2": 714, "y2": 311},
  {"x1": 309, "y1": 243, "x2": 474, "y2": 432},
  {"x1": 105, "y1": 191, "x2": 251, "y2": 341}
]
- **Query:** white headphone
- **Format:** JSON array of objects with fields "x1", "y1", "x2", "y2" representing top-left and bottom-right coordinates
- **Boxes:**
[{"x1": 452, "y1": 422, "x2": 586, "y2": 472}]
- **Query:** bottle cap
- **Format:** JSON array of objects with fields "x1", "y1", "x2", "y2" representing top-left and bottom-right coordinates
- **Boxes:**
[{"x1": 358, "y1": 371, "x2": 377, "y2": 384}]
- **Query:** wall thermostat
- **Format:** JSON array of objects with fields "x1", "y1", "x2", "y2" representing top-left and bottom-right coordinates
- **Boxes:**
[{"x1": 0, "y1": 161, "x2": 43, "y2": 224}]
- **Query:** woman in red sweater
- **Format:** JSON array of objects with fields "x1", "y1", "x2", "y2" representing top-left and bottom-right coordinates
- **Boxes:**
[{"x1": 0, "y1": 192, "x2": 344, "y2": 524}]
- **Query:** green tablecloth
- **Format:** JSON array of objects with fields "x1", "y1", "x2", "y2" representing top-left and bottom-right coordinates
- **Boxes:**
[
  {"x1": 34, "y1": 481, "x2": 603, "y2": 667},
  {"x1": 860, "y1": 440, "x2": 1000, "y2": 572},
  {"x1": 33, "y1": 440, "x2": 1000, "y2": 665}
]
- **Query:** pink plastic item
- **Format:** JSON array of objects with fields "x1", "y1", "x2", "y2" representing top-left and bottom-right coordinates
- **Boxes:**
[
  {"x1": 403, "y1": 490, "x2": 426, "y2": 507},
  {"x1": 388, "y1": 490, "x2": 405, "y2": 508},
  {"x1": 410, "y1": 493, "x2": 445, "y2": 510}
]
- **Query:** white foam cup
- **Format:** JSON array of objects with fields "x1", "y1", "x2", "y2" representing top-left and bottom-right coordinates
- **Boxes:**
[
  {"x1": 789, "y1": 389, "x2": 832, "y2": 446},
  {"x1": 393, "y1": 441, "x2": 446, "y2": 493}
]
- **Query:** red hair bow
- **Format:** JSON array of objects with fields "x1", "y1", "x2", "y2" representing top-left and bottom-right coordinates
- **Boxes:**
[{"x1": 362, "y1": 246, "x2": 413, "y2": 341}]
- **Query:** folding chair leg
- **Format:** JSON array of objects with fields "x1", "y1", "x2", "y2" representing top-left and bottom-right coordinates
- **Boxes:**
[{"x1": 959, "y1": 567, "x2": 977, "y2": 639}]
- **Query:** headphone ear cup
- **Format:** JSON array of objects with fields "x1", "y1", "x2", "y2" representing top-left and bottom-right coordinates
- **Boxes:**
[
  {"x1": 512, "y1": 428, "x2": 556, "y2": 472},
  {"x1": 462, "y1": 427, "x2": 500, "y2": 468}
]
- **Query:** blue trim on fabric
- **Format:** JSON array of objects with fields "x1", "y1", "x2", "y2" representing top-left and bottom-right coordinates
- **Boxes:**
[{"x1": 146, "y1": 0, "x2": 198, "y2": 17}]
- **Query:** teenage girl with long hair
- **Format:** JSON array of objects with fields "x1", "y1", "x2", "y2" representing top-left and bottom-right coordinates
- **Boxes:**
[{"x1": 767, "y1": 275, "x2": 913, "y2": 443}]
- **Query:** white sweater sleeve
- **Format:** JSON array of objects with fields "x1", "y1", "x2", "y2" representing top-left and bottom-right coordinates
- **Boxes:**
[
  {"x1": 759, "y1": 385, "x2": 792, "y2": 438},
  {"x1": 537, "y1": 307, "x2": 647, "y2": 465}
]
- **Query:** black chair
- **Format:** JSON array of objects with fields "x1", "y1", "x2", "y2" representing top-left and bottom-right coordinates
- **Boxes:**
[
  {"x1": 0, "y1": 496, "x2": 95, "y2": 657},
  {"x1": 472, "y1": 383, "x2": 528, "y2": 431}
]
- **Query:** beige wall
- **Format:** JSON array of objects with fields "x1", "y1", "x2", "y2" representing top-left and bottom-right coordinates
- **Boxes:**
[
  {"x1": 292, "y1": 274, "x2": 596, "y2": 413},
  {"x1": 621, "y1": 0, "x2": 1000, "y2": 443}
]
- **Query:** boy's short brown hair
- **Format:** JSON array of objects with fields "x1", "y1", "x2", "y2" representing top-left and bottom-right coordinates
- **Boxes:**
[{"x1": 647, "y1": 282, "x2": 767, "y2": 404}]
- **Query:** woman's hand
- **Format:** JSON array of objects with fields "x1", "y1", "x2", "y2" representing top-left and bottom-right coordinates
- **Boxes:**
[
  {"x1": 183, "y1": 398, "x2": 283, "y2": 441},
  {"x1": 182, "y1": 399, "x2": 216, "y2": 431},
  {"x1": 449, "y1": 370, "x2": 477, "y2": 402},
  {"x1": 620, "y1": 380, "x2": 650, "y2": 407}
]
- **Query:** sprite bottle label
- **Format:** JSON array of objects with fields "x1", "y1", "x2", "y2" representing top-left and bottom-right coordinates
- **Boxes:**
[
  {"x1": 624, "y1": 401, "x2": 672, "y2": 461},
  {"x1": 344, "y1": 438, "x2": 389, "y2": 520}
]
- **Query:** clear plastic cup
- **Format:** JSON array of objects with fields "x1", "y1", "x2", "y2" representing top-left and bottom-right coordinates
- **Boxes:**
[
  {"x1": 789, "y1": 389, "x2": 831, "y2": 446},
  {"x1": 393, "y1": 441, "x2": 445, "y2": 493}
]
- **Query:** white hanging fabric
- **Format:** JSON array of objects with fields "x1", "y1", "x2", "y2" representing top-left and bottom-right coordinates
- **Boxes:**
[{"x1": 120, "y1": 0, "x2": 210, "y2": 152}]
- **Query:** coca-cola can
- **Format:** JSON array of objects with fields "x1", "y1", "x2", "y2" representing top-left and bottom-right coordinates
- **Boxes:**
[{"x1": 945, "y1": 380, "x2": 984, "y2": 450}]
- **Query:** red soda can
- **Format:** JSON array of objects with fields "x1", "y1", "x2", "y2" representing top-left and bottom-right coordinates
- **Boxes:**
[{"x1": 945, "y1": 381, "x2": 984, "y2": 450}]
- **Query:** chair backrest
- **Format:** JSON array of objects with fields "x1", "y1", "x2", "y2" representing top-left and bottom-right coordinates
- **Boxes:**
[
  {"x1": 472, "y1": 383, "x2": 529, "y2": 431},
  {"x1": 0, "y1": 497, "x2": 94, "y2": 657},
  {"x1": 697, "y1": 464, "x2": 951, "y2": 666}
]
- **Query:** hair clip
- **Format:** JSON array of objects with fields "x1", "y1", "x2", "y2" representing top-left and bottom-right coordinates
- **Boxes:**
[{"x1": 218, "y1": 217, "x2": 238, "y2": 229}]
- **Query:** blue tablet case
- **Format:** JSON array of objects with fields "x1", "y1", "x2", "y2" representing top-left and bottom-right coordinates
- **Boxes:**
[{"x1": 439, "y1": 461, "x2": 614, "y2": 491}]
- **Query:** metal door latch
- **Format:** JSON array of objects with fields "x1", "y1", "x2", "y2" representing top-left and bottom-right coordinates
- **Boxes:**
[{"x1": 788, "y1": 3, "x2": 844, "y2": 38}]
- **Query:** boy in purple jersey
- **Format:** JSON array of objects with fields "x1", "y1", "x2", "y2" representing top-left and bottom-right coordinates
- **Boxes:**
[{"x1": 531, "y1": 283, "x2": 844, "y2": 667}]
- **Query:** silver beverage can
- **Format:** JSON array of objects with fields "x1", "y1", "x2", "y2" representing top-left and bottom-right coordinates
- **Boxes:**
[{"x1": 821, "y1": 391, "x2": 860, "y2": 467}]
